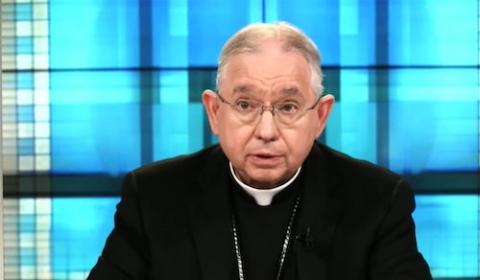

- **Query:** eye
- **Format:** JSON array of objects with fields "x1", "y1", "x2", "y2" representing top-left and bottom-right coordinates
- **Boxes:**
[
  {"x1": 278, "y1": 102, "x2": 299, "y2": 114},
  {"x1": 235, "y1": 100, "x2": 255, "y2": 112}
]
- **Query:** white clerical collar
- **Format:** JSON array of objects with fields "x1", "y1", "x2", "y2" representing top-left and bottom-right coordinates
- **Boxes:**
[{"x1": 229, "y1": 162, "x2": 301, "y2": 206}]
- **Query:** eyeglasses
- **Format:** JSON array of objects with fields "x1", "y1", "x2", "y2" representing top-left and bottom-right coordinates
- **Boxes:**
[{"x1": 216, "y1": 93, "x2": 321, "y2": 126}]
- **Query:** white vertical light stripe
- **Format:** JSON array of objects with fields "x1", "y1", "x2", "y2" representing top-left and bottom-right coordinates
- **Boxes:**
[
  {"x1": 340, "y1": 0, "x2": 359, "y2": 36},
  {"x1": 248, "y1": 0, "x2": 262, "y2": 23},
  {"x1": 264, "y1": 0, "x2": 278, "y2": 23},
  {"x1": 33, "y1": 21, "x2": 49, "y2": 36},
  {"x1": 16, "y1": 54, "x2": 33, "y2": 69},
  {"x1": 19, "y1": 155, "x2": 35, "y2": 171},
  {"x1": 17, "y1": 90, "x2": 34, "y2": 105},
  {"x1": 168, "y1": 0, "x2": 188, "y2": 37},
  {"x1": 34, "y1": 72, "x2": 49, "y2": 89},
  {"x1": 34, "y1": 54, "x2": 49, "y2": 69},
  {"x1": 35, "y1": 155, "x2": 50, "y2": 171},
  {"x1": 16, "y1": 21, "x2": 32, "y2": 36},
  {"x1": 35, "y1": 138, "x2": 50, "y2": 154},
  {"x1": 33, "y1": 3, "x2": 49, "y2": 20},
  {"x1": 34, "y1": 37, "x2": 49, "y2": 53}
]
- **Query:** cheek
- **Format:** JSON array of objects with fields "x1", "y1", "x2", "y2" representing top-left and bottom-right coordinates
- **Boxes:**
[
  {"x1": 282, "y1": 126, "x2": 317, "y2": 161},
  {"x1": 217, "y1": 118, "x2": 252, "y2": 152}
]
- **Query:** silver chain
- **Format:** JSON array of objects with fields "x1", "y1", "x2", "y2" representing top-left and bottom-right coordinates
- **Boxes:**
[{"x1": 232, "y1": 195, "x2": 301, "y2": 280}]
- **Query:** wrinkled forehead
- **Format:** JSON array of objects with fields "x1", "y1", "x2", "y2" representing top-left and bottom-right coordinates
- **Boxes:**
[
  {"x1": 233, "y1": 83, "x2": 302, "y2": 95},
  {"x1": 220, "y1": 49, "x2": 314, "y2": 99},
  {"x1": 230, "y1": 79, "x2": 307, "y2": 99}
]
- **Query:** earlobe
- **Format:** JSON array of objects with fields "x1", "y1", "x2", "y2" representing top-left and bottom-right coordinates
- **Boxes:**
[{"x1": 202, "y1": 89, "x2": 220, "y2": 135}]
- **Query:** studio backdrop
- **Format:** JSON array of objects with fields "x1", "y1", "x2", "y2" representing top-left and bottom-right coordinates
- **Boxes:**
[{"x1": 1, "y1": 0, "x2": 478, "y2": 279}]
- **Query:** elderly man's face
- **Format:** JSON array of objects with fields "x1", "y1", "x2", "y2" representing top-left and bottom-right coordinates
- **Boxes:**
[{"x1": 203, "y1": 39, "x2": 334, "y2": 189}]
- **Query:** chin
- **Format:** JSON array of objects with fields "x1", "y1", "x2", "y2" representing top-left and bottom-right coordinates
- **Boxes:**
[{"x1": 246, "y1": 169, "x2": 288, "y2": 189}]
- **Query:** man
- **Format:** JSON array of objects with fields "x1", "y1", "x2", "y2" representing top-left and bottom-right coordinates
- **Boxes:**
[{"x1": 88, "y1": 22, "x2": 431, "y2": 279}]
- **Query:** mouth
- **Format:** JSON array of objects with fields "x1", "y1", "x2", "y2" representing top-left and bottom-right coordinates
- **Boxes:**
[{"x1": 249, "y1": 153, "x2": 283, "y2": 167}]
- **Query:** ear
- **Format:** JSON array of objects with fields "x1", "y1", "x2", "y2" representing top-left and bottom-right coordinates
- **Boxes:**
[
  {"x1": 314, "y1": 94, "x2": 335, "y2": 138},
  {"x1": 202, "y1": 89, "x2": 220, "y2": 135}
]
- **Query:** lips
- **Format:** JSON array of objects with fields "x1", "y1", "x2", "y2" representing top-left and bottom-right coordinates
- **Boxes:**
[{"x1": 249, "y1": 153, "x2": 283, "y2": 167}]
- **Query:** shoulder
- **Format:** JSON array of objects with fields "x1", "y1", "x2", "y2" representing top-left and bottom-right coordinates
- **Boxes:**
[
  {"x1": 313, "y1": 145, "x2": 430, "y2": 278},
  {"x1": 314, "y1": 143, "x2": 410, "y2": 204},
  {"x1": 135, "y1": 145, "x2": 221, "y2": 176},
  {"x1": 124, "y1": 145, "x2": 225, "y2": 195},
  {"x1": 319, "y1": 143, "x2": 402, "y2": 185}
]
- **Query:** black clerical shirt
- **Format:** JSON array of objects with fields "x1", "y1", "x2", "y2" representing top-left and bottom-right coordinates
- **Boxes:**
[{"x1": 230, "y1": 173, "x2": 302, "y2": 280}]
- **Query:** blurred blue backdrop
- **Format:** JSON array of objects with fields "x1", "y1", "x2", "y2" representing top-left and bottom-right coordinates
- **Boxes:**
[{"x1": 1, "y1": 0, "x2": 478, "y2": 279}]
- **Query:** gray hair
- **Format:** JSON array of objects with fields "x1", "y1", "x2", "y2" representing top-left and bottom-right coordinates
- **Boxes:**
[{"x1": 216, "y1": 22, "x2": 324, "y2": 96}]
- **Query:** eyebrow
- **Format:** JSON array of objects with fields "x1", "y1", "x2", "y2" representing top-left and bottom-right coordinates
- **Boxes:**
[
  {"x1": 278, "y1": 87, "x2": 301, "y2": 97},
  {"x1": 230, "y1": 84, "x2": 305, "y2": 101},
  {"x1": 232, "y1": 84, "x2": 257, "y2": 95}
]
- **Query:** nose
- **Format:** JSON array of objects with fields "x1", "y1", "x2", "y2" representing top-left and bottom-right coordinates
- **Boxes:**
[{"x1": 254, "y1": 110, "x2": 279, "y2": 142}]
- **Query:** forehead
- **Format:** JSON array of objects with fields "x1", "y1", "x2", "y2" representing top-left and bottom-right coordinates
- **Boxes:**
[{"x1": 221, "y1": 43, "x2": 312, "y2": 97}]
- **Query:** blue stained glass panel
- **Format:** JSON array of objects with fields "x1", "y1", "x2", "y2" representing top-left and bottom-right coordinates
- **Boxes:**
[
  {"x1": 389, "y1": 0, "x2": 477, "y2": 66},
  {"x1": 3, "y1": 1, "x2": 479, "y2": 279},
  {"x1": 16, "y1": 3, "x2": 33, "y2": 21},
  {"x1": 18, "y1": 138, "x2": 35, "y2": 155},
  {"x1": 388, "y1": 68, "x2": 478, "y2": 173},
  {"x1": 52, "y1": 197, "x2": 119, "y2": 273},
  {"x1": 50, "y1": 0, "x2": 140, "y2": 69},
  {"x1": 273, "y1": 0, "x2": 340, "y2": 66},
  {"x1": 414, "y1": 195, "x2": 479, "y2": 277},
  {"x1": 19, "y1": 214, "x2": 35, "y2": 232},
  {"x1": 20, "y1": 248, "x2": 36, "y2": 266},
  {"x1": 153, "y1": 103, "x2": 205, "y2": 160},
  {"x1": 184, "y1": 1, "x2": 259, "y2": 66},
  {"x1": 17, "y1": 37, "x2": 33, "y2": 54},
  {"x1": 50, "y1": 71, "x2": 141, "y2": 175},
  {"x1": 152, "y1": 71, "x2": 205, "y2": 159},
  {"x1": 326, "y1": 69, "x2": 377, "y2": 163},
  {"x1": 16, "y1": 72, "x2": 34, "y2": 89},
  {"x1": 17, "y1": 105, "x2": 34, "y2": 122}
]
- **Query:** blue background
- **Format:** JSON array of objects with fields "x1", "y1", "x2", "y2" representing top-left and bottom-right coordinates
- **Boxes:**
[{"x1": 4, "y1": 0, "x2": 479, "y2": 279}]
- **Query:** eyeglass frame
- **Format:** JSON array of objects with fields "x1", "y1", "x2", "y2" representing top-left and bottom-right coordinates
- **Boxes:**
[{"x1": 215, "y1": 92, "x2": 322, "y2": 126}]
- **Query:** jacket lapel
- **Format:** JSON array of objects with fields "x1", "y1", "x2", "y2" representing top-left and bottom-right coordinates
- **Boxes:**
[
  {"x1": 294, "y1": 143, "x2": 346, "y2": 280},
  {"x1": 189, "y1": 147, "x2": 234, "y2": 279}
]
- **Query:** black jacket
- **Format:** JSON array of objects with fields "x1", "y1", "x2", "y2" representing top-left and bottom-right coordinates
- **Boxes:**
[{"x1": 88, "y1": 143, "x2": 432, "y2": 279}]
